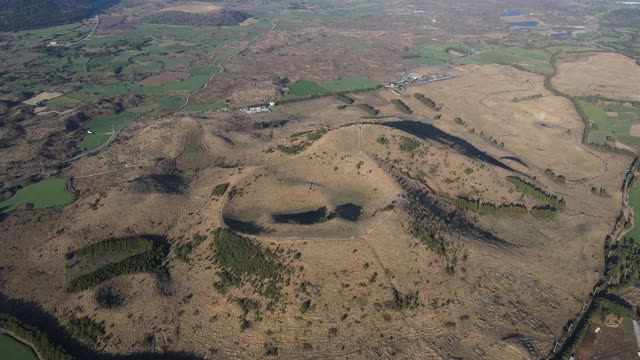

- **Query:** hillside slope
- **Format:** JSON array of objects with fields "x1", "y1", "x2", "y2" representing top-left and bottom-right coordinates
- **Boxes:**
[{"x1": 0, "y1": 0, "x2": 118, "y2": 31}]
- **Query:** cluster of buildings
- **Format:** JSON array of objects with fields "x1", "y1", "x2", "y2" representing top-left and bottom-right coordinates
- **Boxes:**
[
  {"x1": 239, "y1": 105, "x2": 271, "y2": 114},
  {"x1": 386, "y1": 72, "x2": 455, "y2": 90}
]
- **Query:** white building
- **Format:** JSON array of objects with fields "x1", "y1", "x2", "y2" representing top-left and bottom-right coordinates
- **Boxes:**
[{"x1": 240, "y1": 106, "x2": 271, "y2": 115}]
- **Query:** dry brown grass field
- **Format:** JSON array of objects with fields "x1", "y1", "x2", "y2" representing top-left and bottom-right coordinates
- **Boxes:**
[
  {"x1": 0, "y1": 61, "x2": 634, "y2": 358},
  {"x1": 552, "y1": 52, "x2": 640, "y2": 101},
  {"x1": 2, "y1": 0, "x2": 640, "y2": 359}
]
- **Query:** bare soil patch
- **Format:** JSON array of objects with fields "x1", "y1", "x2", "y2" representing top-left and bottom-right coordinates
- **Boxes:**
[
  {"x1": 23, "y1": 91, "x2": 63, "y2": 106},
  {"x1": 630, "y1": 123, "x2": 640, "y2": 137},
  {"x1": 161, "y1": 3, "x2": 222, "y2": 14},
  {"x1": 239, "y1": 17, "x2": 259, "y2": 26},
  {"x1": 616, "y1": 141, "x2": 635, "y2": 152}
]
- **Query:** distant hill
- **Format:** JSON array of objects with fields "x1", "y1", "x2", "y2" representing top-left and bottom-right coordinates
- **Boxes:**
[
  {"x1": 0, "y1": 0, "x2": 119, "y2": 31},
  {"x1": 145, "y1": 9, "x2": 250, "y2": 27}
]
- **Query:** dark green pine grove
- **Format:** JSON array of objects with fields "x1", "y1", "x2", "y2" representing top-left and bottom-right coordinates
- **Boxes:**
[{"x1": 66, "y1": 236, "x2": 168, "y2": 292}]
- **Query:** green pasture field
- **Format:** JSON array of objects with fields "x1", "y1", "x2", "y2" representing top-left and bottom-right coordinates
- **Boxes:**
[
  {"x1": 159, "y1": 96, "x2": 186, "y2": 110},
  {"x1": 160, "y1": 75, "x2": 211, "y2": 92},
  {"x1": 18, "y1": 21, "x2": 93, "y2": 43},
  {"x1": 78, "y1": 112, "x2": 140, "y2": 151},
  {"x1": 84, "y1": 22, "x2": 268, "y2": 53},
  {"x1": 181, "y1": 103, "x2": 227, "y2": 112},
  {"x1": 2, "y1": 18, "x2": 266, "y2": 117},
  {"x1": 40, "y1": 91, "x2": 99, "y2": 110},
  {"x1": 0, "y1": 177, "x2": 75, "y2": 214},
  {"x1": 283, "y1": 77, "x2": 379, "y2": 100},
  {"x1": 189, "y1": 65, "x2": 220, "y2": 76},
  {"x1": 0, "y1": 335, "x2": 38, "y2": 360},
  {"x1": 408, "y1": 43, "x2": 462, "y2": 65},
  {"x1": 123, "y1": 62, "x2": 163, "y2": 75},
  {"x1": 214, "y1": 48, "x2": 240, "y2": 65},
  {"x1": 578, "y1": 100, "x2": 640, "y2": 134},
  {"x1": 80, "y1": 73, "x2": 212, "y2": 96},
  {"x1": 322, "y1": 77, "x2": 380, "y2": 92},
  {"x1": 43, "y1": 95, "x2": 82, "y2": 107},
  {"x1": 275, "y1": 0, "x2": 384, "y2": 23},
  {"x1": 597, "y1": 36, "x2": 626, "y2": 43},
  {"x1": 130, "y1": 54, "x2": 190, "y2": 70},
  {"x1": 283, "y1": 80, "x2": 329, "y2": 100},
  {"x1": 454, "y1": 46, "x2": 553, "y2": 75}
]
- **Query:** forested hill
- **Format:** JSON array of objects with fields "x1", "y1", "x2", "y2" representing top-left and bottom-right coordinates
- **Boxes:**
[{"x1": 0, "y1": 0, "x2": 119, "y2": 31}]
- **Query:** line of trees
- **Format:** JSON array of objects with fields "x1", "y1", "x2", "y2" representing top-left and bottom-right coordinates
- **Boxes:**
[
  {"x1": 66, "y1": 237, "x2": 154, "y2": 260},
  {"x1": 544, "y1": 168, "x2": 566, "y2": 184},
  {"x1": 275, "y1": 141, "x2": 312, "y2": 154},
  {"x1": 0, "y1": 313, "x2": 74, "y2": 360},
  {"x1": 356, "y1": 104, "x2": 379, "y2": 116},
  {"x1": 507, "y1": 176, "x2": 565, "y2": 208},
  {"x1": 334, "y1": 93, "x2": 354, "y2": 104},
  {"x1": 530, "y1": 205, "x2": 559, "y2": 218},
  {"x1": 554, "y1": 293, "x2": 633, "y2": 359},
  {"x1": 251, "y1": 119, "x2": 287, "y2": 130},
  {"x1": 512, "y1": 94, "x2": 543, "y2": 102},
  {"x1": 413, "y1": 93, "x2": 437, "y2": 109},
  {"x1": 456, "y1": 197, "x2": 559, "y2": 217},
  {"x1": 391, "y1": 99, "x2": 413, "y2": 114},
  {"x1": 67, "y1": 242, "x2": 168, "y2": 292},
  {"x1": 264, "y1": 84, "x2": 383, "y2": 107},
  {"x1": 588, "y1": 141, "x2": 636, "y2": 157},
  {"x1": 605, "y1": 236, "x2": 640, "y2": 286},
  {"x1": 456, "y1": 197, "x2": 529, "y2": 215}
]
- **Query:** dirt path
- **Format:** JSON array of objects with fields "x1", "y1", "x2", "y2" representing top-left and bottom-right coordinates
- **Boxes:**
[
  {"x1": 70, "y1": 15, "x2": 100, "y2": 46},
  {"x1": 477, "y1": 80, "x2": 535, "y2": 112},
  {"x1": 59, "y1": 127, "x2": 121, "y2": 164}
]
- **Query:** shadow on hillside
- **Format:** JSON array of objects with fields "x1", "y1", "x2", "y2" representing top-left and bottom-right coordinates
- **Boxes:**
[
  {"x1": 0, "y1": 292, "x2": 204, "y2": 359},
  {"x1": 383, "y1": 120, "x2": 514, "y2": 172}
]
